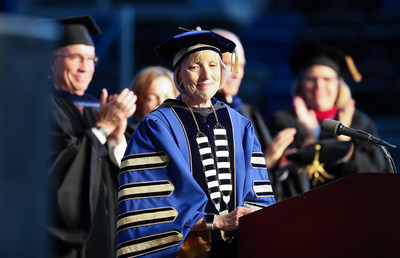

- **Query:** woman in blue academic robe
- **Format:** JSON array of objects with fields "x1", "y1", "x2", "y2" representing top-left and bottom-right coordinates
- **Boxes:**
[{"x1": 117, "y1": 29, "x2": 276, "y2": 258}]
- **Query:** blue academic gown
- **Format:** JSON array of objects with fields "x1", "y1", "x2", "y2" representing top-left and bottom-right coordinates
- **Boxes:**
[{"x1": 117, "y1": 97, "x2": 276, "y2": 258}]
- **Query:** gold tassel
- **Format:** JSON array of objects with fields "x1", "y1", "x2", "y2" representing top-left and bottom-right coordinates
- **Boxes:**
[
  {"x1": 345, "y1": 55, "x2": 362, "y2": 83},
  {"x1": 234, "y1": 48, "x2": 239, "y2": 74},
  {"x1": 230, "y1": 50, "x2": 234, "y2": 73},
  {"x1": 306, "y1": 144, "x2": 334, "y2": 186},
  {"x1": 230, "y1": 48, "x2": 239, "y2": 74}
]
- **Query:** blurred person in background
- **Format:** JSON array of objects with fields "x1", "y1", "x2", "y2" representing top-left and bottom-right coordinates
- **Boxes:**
[
  {"x1": 212, "y1": 28, "x2": 296, "y2": 202},
  {"x1": 47, "y1": 15, "x2": 136, "y2": 258},
  {"x1": 267, "y1": 42, "x2": 386, "y2": 200},
  {"x1": 117, "y1": 28, "x2": 276, "y2": 258},
  {"x1": 126, "y1": 65, "x2": 178, "y2": 137}
]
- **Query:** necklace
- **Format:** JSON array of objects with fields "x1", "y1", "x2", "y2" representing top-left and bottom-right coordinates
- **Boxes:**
[{"x1": 184, "y1": 102, "x2": 233, "y2": 215}]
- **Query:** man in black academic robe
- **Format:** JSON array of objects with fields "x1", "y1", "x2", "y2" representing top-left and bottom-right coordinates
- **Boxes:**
[{"x1": 46, "y1": 16, "x2": 136, "y2": 258}]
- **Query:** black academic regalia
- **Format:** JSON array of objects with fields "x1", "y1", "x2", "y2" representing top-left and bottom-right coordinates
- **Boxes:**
[
  {"x1": 267, "y1": 108, "x2": 387, "y2": 200},
  {"x1": 214, "y1": 94, "x2": 277, "y2": 188},
  {"x1": 239, "y1": 103, "x2": 293, "y2": 202},
  {"x1": 239, "y1": 103, "x2": 272, "y2": 151},
  {"x1": 47, "y1": 94, "x2": 119, "y2": 258},
  {"x1": 215, "y1": 94, "x2": 272, "y2": 152}
]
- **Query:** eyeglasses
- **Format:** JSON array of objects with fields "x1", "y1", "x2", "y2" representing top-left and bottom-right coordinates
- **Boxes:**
[
  {"x1": 302, "y1": 76, "x2": 339, "y2": 84},
  {"x1": 57, "y1": 53, "x2": 99, "y2": 65}
]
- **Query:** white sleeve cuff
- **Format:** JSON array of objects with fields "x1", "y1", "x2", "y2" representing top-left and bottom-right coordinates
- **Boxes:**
[
  {"x1": 108, "y1": 137, "x2": 127, "y2": 167},
  {"x1": 91, "y1": 127, "x2": 107, "y2": 144}
]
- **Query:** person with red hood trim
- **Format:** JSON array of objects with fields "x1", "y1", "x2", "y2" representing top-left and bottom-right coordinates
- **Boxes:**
[{"x1": 267, "y1": 42, "x2": 386, "y2": 200}]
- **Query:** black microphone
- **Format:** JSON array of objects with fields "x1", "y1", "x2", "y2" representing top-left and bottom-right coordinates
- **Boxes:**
[{"x1": 321, "y1": 119, "x2": 396, "y2": 148}]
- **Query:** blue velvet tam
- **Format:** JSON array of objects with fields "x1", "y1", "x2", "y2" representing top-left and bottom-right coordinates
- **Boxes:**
[
  {"x1": 289, "y1": 42, "x2": 362, "y2": 82},
  {"x1": 54, "y1": 15, "x2": 102, "y2": 47},
  {"x1": 155, "y1": 28, "x2": 236, "y2": 70}
]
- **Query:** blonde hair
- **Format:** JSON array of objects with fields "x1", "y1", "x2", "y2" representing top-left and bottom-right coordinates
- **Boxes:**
[
  {"x1": 293, "y1": 74, "x2": 352, "y2": 110},
  {"x1": 130, "y1": 66, "x2": 176, "y2": 120},
  {"x1": 173, "y1": 50, "x2": 228, "y2": 94}
]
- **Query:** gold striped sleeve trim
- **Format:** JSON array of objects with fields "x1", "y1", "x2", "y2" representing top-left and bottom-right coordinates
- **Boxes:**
[
  {"x1": 117, "y1": 207, "x2": 178, "y2": 232},
  {"x1": 117, "y1": 231, "x2": 182, "y2": 258},
  {"x1": 118, "y1": 180, "x2": 174, "y2": 203},
  {"x1": 120, "y1": 151, "x2": 170, "y2": 173},
  {"x1": 243, "y1": 201, "x2": 269, "y2": 210}
]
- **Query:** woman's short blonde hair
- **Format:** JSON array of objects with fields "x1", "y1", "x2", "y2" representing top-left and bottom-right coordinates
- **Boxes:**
[
  {"x1": 173, "y1": 50, "x2": 228, "y2": 94},
  {"x1": 130, "y1": 66, "x2": 176, "y2": 120}
]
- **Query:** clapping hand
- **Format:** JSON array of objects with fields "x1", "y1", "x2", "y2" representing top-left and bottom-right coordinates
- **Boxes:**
[{"x1": 95, "y1": 88, "x2": 137, "y2": 144}]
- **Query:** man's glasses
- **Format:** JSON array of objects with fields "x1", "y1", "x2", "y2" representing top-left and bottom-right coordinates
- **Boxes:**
[{"x1": 57, "y1": 54, "x2": 99, "y2": 65}]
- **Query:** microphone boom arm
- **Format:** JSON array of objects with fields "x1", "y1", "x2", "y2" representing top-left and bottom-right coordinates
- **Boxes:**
[
  {"x1": 322, "y1": 119, "x2": 398, "y2": 173},
  {"x1": 379, "y1": 145, "x2": 397, "y2": 173}
]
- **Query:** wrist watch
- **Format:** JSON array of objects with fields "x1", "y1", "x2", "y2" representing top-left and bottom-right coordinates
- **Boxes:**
[
  {"x1": 204, "y1": 213, "x2": 216, "y2": 230},
  {"x1": 96, "y1": 126, "x2": 107, "y2": 138}
]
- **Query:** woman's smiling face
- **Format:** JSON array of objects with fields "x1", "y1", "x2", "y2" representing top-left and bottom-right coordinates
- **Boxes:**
[
  {"x1": 178, "y1": 50, "x2": 221, "y2": 107},
  {"x1": 300, "y1": 64, "x2": 339, "y2": 111}
]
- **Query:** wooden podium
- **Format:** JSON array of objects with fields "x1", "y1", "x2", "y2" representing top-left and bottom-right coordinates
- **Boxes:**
[{"x1": 239, "y1": 173, "x2": 400, "y2": 258}]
